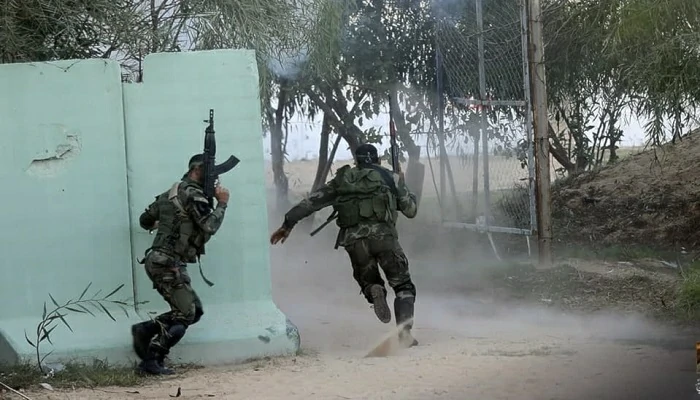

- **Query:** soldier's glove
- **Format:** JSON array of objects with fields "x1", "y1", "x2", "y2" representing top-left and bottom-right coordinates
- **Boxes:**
[{"x1": 270, "y1": 226, "x2": 291, "y2": 245}]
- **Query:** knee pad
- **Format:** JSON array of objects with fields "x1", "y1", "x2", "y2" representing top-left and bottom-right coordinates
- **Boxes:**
[
  {"x1": 176, "y1": 302, "x2": 200, "y2": 326},
  {"x1": 149, "y1": 323, "x2": 188, "y2": 355},
  {"x1": 167, "y1": 324, "x2": 187, "y2": 341},
  {"x1": 163, "y1": 324, "x2": 188, "y2": 349},
  {"x1": 393, "y1": 281, "x2": 416, "y2": 299}
]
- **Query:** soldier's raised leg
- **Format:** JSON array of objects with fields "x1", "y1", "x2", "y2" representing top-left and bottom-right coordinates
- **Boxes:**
[
  {"x1": 375, "y1": 238, "x2": 418, "y2": 347},
  {"x1": 137, "y1": 260, "x2": 199, "y2": 375},
  {"x1": 344, "y1": 239, "x2": 391, "y2": 323}
]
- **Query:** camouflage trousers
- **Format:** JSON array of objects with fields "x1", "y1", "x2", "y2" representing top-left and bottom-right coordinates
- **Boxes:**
[
  {"x1": 343, "y1": 236, "x2": 416, "y2": 303},
  {"x1": 144, "y1": 250, "x2": 203, "y2": 328}
]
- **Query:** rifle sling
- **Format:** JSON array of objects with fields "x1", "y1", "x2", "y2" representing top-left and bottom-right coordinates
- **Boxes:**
[{"x1": 309, "y1": 211, "x2": 338, "y2": 237}]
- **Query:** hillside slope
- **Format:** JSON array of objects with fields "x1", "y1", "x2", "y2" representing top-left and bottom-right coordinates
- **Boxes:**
[{"x1": 553, "y1": 132, "x2": 700, "y2": 250}]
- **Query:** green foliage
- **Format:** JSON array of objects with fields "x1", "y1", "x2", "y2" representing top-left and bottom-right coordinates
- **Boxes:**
[
  {"x1": 0, "y1": 0, "x2": 144, "y2": 63},
  {"x1": 609, "y1": 0, "x2": 700, "y2": 144},
  {"x1": 543, "y1": 0, "x2": 700, "y2": 173},
  {"x1": 24, "y1": 282, "x2": 146, "y2": 374},
  {"x1": 678, "y1": 260, "x2": 700, "y2": 319}
]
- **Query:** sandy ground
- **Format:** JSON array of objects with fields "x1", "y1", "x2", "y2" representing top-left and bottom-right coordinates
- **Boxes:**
[{"x1": 26, "y1": 230, "x2": 700, "y2": 400}]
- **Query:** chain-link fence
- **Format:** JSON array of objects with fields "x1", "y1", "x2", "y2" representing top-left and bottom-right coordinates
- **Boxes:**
[{"x1": 432, "y1": 0, "x2": 535, "y2": 236}]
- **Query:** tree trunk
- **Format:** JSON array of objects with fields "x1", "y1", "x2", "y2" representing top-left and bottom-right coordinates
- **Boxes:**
[
  {"x1": 304, "y1": 87, "x2": 363, "y2": 156},
  {"x1": 312, "y1": 114, "x2": 332, "y2": 190},
  {"x1": 339, "y1": 125, "x2": 361, "y2": 154},
  {"x1": 548, "y1": 121, "x2": 577, "y2": 175},
  {"x1": 387, "y1": 89, "x2": 421, "y2": 164},
  {"x1": 271, "y1": 84, "x2": 290, "y2": 213},
  {"x1": 299, "y1": 117, "x2": 344, "y2": 233}
]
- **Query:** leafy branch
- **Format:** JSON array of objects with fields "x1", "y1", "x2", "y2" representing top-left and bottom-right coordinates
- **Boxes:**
[{"x1": 23, "y1": 282, "x2": 146, "y2": 374}]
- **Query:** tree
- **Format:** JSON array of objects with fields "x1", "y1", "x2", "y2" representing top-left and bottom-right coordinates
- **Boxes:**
[
  {"x1": 608, "y1": 0, "x2": 700, "y2": 146},
  {"x1": 0, "y1": 0, "x2": 145, "y2": 63},
  {"x1": 543, "y1": 0, "x2": 629, "y2": 173},
  {"x1": 543, "y1": 0, "x2": 700, "y2": 175},
  {"x1": 258, "y1": 0, "x2": 351, "y2": 213}
]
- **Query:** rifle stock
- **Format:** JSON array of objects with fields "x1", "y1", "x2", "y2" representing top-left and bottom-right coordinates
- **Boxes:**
[{"x1": 202, "y1": 109, "x2": 240, "y2": 206}]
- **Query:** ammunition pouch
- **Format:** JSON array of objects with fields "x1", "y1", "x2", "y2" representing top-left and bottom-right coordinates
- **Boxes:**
[{"x1": 335, "y1": 190, "x2": 395, "y2": 229}]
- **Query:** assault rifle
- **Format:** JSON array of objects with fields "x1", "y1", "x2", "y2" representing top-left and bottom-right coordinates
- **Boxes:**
[{"x1": 202, "y1": 109, "x2": 240, "y2": 207}]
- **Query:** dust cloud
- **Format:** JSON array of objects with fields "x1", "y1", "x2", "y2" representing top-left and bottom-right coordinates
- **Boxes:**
[
  {"x1": 267, "y1": 198, "x2": 698, "y2": 399},
  {"x1": 269, "y1": 201, "x2": 667, "y2": 348}
]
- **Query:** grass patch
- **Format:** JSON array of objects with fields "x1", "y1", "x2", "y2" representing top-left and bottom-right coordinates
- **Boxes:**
[
  {"x1": 677, "y1": 260, "x2": 700, "y2": 320},
  {"x1": 554, "y1": 243, "x2": 684, "y2": 262},
  {"x1": 0, "y1": 359, "x2": 146, "y2": 391}
]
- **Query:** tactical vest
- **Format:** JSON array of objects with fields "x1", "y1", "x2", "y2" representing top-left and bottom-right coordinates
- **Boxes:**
[
  {"x1": 333, "y1": 165, "x2": 398, "y2": 228},
  {"x1": 149, "y1": 181, "x2": 208, "y2": 263}
]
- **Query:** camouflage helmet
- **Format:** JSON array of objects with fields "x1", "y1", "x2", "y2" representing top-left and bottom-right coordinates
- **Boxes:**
[{"x1": 355, "y1": 143, "x2": 379, "y2": 165}]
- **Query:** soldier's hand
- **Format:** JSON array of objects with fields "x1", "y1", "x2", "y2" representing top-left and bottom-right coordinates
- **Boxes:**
[
  {"x1": 215, "y1": 186, "x2": 230, "y2": 204},
  {"x1": 270, "y1": 226, "x2": 291, "y2": 245}
]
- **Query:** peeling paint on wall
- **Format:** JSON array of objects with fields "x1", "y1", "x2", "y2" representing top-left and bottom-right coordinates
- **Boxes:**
[{"x1": 25, "y1": 124, "x2": 82, "y2": 178}]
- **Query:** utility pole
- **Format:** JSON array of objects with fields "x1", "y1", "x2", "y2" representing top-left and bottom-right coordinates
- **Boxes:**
[{"x1": 526, "y1": 0, "x2": 553, "y2": 267}]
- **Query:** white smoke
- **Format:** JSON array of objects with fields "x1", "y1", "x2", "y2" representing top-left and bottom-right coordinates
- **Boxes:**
[
  {"x1": 429, "y1": 0, "x2": 468, "y2": 24},
  {"x1": 267, "y1": 44, "x2": 310, "y2": 82}
]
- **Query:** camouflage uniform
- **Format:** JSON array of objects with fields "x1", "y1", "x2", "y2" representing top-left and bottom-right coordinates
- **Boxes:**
[
  {"x1": 132, "y1": 167, "x2": 227, "y2": 375},
  {"x1": 283, "y1": 150, "x2": 419, "y2": 345}
]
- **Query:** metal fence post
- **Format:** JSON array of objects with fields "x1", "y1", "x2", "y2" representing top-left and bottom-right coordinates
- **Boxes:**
[
  {"x1": 476, "y1": 0, "x2": 491, "y2": 229},
  {"x1": 521, "y1": 0, "x2": 537, "y2": 237}
]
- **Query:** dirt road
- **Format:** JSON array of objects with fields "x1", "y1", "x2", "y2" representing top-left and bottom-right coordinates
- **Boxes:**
[{"x1": 27, "y1": 237, "x2": 700, "y2": 400}]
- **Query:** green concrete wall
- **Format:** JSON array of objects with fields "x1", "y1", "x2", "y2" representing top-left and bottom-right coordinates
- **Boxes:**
[{"x1": 0, "y1": 50, "x2": 299, "y2": 367}]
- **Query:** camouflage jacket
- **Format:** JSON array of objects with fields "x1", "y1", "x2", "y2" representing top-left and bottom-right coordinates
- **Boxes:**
[
  {"x1": 284, "y1": 163, "x2": 418, "y2": 247},
  {"x1": 139, "y1": 177, "x2": 227, "y2": 263}
]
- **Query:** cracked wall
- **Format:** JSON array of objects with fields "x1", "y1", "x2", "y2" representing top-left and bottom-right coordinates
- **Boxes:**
[{"x1": 25, "y1": 124, "x2": 82, "y2": 178}]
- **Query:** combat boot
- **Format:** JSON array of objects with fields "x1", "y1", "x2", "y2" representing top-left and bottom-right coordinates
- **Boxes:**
[
  {"x1": 398, "y1": 329, "x2": 419, "y2": 348},
  {"x1": 131, "y1": 320, "x2": 160, "y2": 360},
  {"x1": 138, "y1": 349, "x2": 175, "y2": 376},
  {"x1": 394, "y1": 296, "x2": 418, "y2": 348},
  {"x1": 137, "y1": 324, "x2": 188, "y2": 375},
  {"x1": 366, "y1": 284, "x2": 391, "y2": 323}
]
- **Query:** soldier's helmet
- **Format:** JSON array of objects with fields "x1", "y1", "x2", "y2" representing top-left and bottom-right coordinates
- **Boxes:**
[{"x1": 355, "y1": 143, "x2": 379, "y2": 165}]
